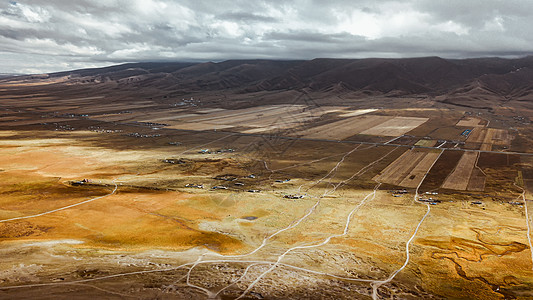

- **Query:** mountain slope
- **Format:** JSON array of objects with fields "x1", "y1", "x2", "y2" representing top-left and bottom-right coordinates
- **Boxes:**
[{"x1": 7, "y1": 56, "x2": 533, "y2": 102}]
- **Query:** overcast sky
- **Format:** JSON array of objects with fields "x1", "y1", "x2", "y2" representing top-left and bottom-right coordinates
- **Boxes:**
[{"x1": 1, "y1": 0, "x2": 533, "y2": 74}]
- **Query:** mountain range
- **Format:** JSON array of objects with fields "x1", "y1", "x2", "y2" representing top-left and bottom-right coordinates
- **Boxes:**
[{"x1": 8, "y1": 56, "x2": 533, "y2": 108}]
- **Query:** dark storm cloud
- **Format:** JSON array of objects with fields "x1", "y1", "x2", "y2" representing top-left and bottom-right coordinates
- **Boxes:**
[{"x1": 1, "y1": 0, "x2": 533, "y2": 73}]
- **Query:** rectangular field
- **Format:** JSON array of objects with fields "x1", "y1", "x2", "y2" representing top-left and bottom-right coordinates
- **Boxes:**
[
  {"x1": 491, "y1": 129, "x2": 512, "y2": 146},
  {"x1": 466, "y1": 128, "x2": 487, "y2": 144},
  {"x1": 467, "y1": 168, "x2": 486, "y2": 191},
  {"x1": 359, "y1": 116, "x2": 429, "y2": 137},
  {"x1": 441, "y1": 152, "x2": 478, "y2": 190},
  {"x1": 238, "y1": 106, "x2": 346, "y2": 133},
  {"x1": 373, "y1": 149, "x2": 440, "y2": 187},
  {"x1": 415, "y1": 139, "x2": 437, "y2": 147},
  {"x1": 202, "y1": 106, "x2": 305, "y2": 125},
  {"x1": 480, "y1": 129, "x2": 495, "y2": 151},
  {"x1": 297, "y1": 115, "x2": 391, "y2": 140},
  {"x1": 398, "y1": 151, "x2": 442, "y2": 188},
  {"x1": 466, "y1": 128, "x2": 511, "y2": 151},
  {"x1": 300, "y1": 116, "x2": 392, "y2": 140},
  {"x1": 419, "y1": 150, "x2": 464, "y2": 191},
  {"x1": 456, "y1": 117, "x2": 484, "y2": 127}
]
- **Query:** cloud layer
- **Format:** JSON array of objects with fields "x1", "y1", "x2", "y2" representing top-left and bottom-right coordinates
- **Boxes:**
[{"x1": 1, "y1": 0, "x2": 533, "y2": 73}]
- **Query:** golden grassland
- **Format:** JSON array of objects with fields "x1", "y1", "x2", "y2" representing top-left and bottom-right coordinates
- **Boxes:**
[{"x1": 0, "y1": 127, "x2": 531, "y2": 299}]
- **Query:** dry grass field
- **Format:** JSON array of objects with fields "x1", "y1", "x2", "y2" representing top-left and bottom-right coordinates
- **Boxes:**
[{"x1": 441, "y1": 152, "x2": 479, "y2": 190}]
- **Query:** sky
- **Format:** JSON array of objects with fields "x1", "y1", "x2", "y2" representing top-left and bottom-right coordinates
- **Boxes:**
[{"x1": 1, "y1": 0, "x2": 533, "y2": 74}]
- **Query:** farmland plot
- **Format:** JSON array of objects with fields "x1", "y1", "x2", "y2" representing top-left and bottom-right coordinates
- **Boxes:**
[
  {"x1": 415, "y1": 139, "x2": 437, "y2": 147},
  {"x1": 456, "y1": 117, "x2": 484, "y2": 127},
  {"x1": 491, "y1": 129, "x2": 512, "y2": 146},
  {"x1": 466, "y1": 128, "x2": 511, "y2": 151},
  {"x1": 157, "y1": 105, "x2": 344, "y2": 133},
  {"x1": 359, "y1": 116, "x2": 429, "y2": 136},
  {"x1": 374, "y1": 149, "x2": 440, "y2": 187},
  {"x1": 466, "y1": 128, "x2": 487, "y2": 144},
  {"x1": 441, "y1": 152, "x2": 480, "y2": 190},
  {"x1": 178, "y1": 105, "x2": 300, "y2": 124},
  {"x1": 480, "y1": 129, "x2": 495, "y2": 151},
  {"x1": 398, "y1": 151, "x2": 442, "y2": 188},
  {"x1": 298, "y1": 115, "x2": 391, "y2": 140}
]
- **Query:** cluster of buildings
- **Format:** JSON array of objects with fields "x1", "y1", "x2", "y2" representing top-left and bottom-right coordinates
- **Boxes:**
[
  {"x1": 198, "y1": 148, "x2": 235, "y2": 154},
  {"x1": 125, "y1": 132, "x2": 161, "y2": 138}
]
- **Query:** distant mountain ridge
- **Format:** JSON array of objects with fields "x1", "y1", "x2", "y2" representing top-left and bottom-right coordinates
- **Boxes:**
[{"x1": 11, "y1": 56, "x2": 533, "y2": 102}]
